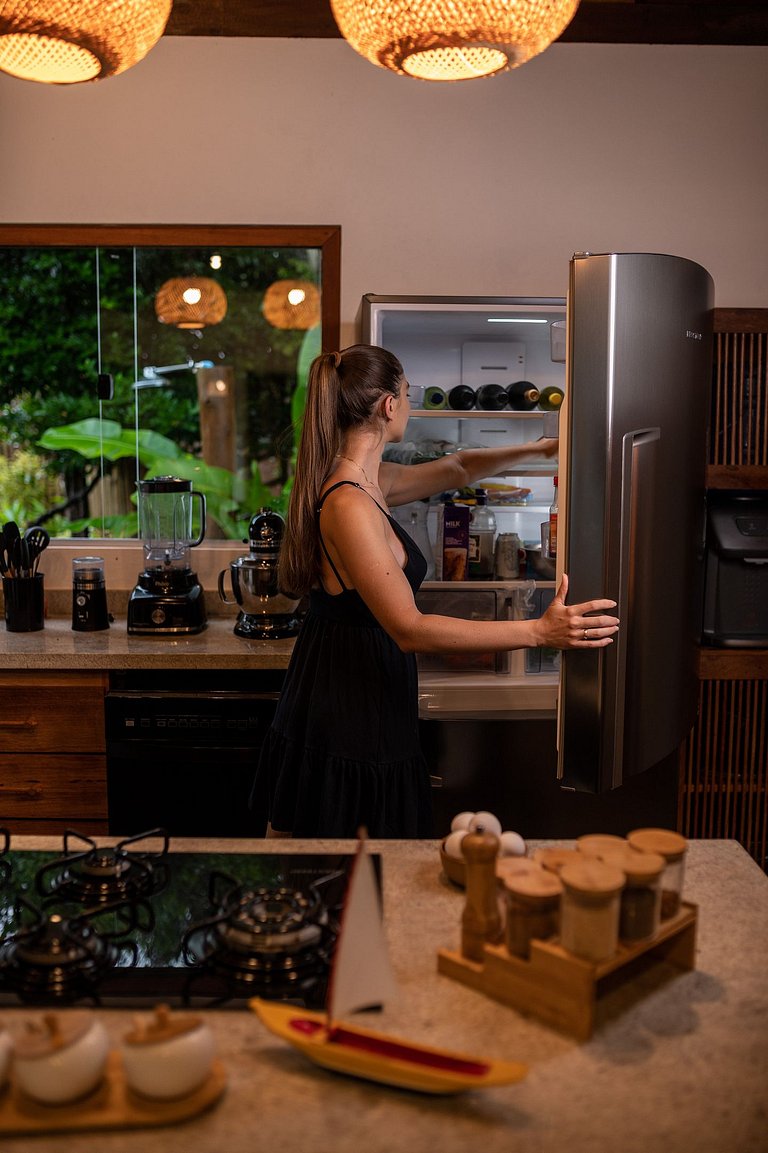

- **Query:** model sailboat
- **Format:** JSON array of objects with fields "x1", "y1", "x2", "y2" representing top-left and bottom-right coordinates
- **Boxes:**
[{"x1": 250, "y1": 836, "x2": 527, "y2": 1094}]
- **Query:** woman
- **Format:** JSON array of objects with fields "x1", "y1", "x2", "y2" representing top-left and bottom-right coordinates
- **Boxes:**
[{"x1": 254, "y1": 344, "x2": 619, "y2": 839}]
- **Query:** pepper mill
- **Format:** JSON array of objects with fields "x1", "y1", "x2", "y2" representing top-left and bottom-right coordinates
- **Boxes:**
[{"x1": 460, "y1": 830, "x2": 502, "y2": 962}]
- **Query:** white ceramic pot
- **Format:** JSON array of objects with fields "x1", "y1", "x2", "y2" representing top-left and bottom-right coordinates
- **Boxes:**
[
  {"x1": 121, "y1": 1006, "x2": 215, "y2": 1100},
  {"x1": 13, "y1": 1012, "x2": 110, "y2": 1105}
]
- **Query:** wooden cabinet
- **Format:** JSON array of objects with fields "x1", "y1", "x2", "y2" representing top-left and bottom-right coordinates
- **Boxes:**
[
  {"x1": 678, "y1": 308, "x2": 768, "y2": 871},
  {"x1": 0, "y1": 671, "x2": 109, "y2": 834}
]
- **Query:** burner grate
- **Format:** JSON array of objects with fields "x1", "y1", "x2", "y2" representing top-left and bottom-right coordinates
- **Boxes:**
[{"x1": 34, "y1": 828, "x2": 170, "y2": 907}]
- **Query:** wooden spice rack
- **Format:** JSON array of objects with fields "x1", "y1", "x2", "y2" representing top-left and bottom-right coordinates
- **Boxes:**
[{"x1": 437, "y1": 902, "x2": 698, "y2": 1041}]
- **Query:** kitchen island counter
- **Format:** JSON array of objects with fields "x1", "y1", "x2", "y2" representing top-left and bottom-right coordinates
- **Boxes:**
[{"x1": 1, "y1": 836, "x2": 766, "y2": 1153}]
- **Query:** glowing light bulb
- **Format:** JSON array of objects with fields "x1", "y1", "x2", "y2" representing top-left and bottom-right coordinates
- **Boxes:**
[
  {"x1": 287, "y1": 288, "x2": 306, "y2": 306},
  {"x1": 182, "y1": 287, "x2": 202, "y2": 305}
]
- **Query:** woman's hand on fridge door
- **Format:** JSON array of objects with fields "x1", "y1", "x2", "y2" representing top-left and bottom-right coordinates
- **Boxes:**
[{"x1": 531, "y1": 574, "x2": 619, "y2": 650}]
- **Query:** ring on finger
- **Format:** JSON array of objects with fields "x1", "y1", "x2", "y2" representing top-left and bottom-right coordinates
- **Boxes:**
[{"x1": 584, "y1": 628, "x2": 589, "y2": 640}]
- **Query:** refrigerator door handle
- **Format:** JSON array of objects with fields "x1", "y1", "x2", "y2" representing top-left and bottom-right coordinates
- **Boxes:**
[{"x1": 610, "y1": 426, "x2": 661, "y2": 787}]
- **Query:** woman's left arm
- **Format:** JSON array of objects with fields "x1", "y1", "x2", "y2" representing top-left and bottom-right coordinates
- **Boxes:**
[{"x1": 381, "y1": 438, "x2": 558, "y2": 506}]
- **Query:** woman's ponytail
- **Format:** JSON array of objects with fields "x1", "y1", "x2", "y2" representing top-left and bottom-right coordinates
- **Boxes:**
[{"x1": 279, "y1": 344, "x2": 404, "y2": 596}]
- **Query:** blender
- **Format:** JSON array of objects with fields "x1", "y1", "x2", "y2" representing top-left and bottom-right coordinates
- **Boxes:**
[
  {"x1": 218, "y1": 508, "x2": 301, "y2": 639},
  {"x1": 127, "y1": 476, "x2": 207, "y2": 635}
]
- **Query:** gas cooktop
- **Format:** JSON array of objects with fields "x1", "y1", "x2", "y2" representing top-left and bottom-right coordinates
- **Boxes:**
[{"x1": 0, "y1": 829, "x2": 369, "y2": 1011}]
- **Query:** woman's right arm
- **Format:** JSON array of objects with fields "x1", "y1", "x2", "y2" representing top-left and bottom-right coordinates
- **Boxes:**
[{"x1": 322, "y1": 488, "x2": 618, "y2": 654}]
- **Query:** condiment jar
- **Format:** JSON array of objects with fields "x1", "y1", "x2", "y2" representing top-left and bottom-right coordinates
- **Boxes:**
[
  {"x1": 558, "y1": 860, "x2": 625, "y2": 962},
  {"x1": 13, "y1": 1011, "x2": 110, "y2": 1104},
  {"x1": 627, "y1": 828, "x2": 687, "y2": 919},
  {"x1": 576, "y1": 833, "x2": 627, "y2": 858},
  {"x1": 494, "y1": 533, "x2": 521, "y2": 579},
  {"x1": 122, "y1": 1004, "x2": 216, "y2": 1100},
  {"x1": 495, "y1": 856, "x2": 541, "y2": 886},
  {"x1": 503, "y1": 866, "x2": 562, "y2": 958},
  {"x1": 532, "y1": 846, "x2": 583, "y2": 875},
  {"x1": 596, "y1": 845, "x2": 665, "y2": 941}
]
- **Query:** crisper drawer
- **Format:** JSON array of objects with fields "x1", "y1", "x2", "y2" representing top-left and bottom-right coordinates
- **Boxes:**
[
  {"x1": 415, "y1": 586, "x2": 528, "y2": 674},
  {"x1": 0, "y1": 672, "x2": 107, "y2": 753},
  {"x1": 0, "y1": 754, "x2": 108, "y2": 820},
  {"x1": 416, "y1": 587, "x2": 502, "y2": 673}
]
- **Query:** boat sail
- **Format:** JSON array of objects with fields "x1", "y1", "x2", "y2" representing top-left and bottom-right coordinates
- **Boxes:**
[{"x1": 251, "y1": 836, "x2": 527, "y2": 1095}]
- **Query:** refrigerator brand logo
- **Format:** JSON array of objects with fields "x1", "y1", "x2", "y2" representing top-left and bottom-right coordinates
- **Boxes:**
[{"x1": 686, "y1": 329, "x2": 703, "y2": 340}]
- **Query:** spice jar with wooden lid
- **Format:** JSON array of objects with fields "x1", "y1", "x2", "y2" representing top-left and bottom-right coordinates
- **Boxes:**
[
  {"x1": 559, "y1": 860, "x2": 625, "y2": 962},
  {"x1": 577, "y1": 833, "x2": 627, "y2": 858},
  {"x1": 532, "y1": 846, "x2": 583, "y2": 875},
  {"x1": 627, "y1": 828, "x2": 687, "y2": 919},
  {"x1": 503, "y1": 866, "x2": 562, "y2": 958},
  {"x1": 596, "y1": 845, "x2": 666, "y2": 941}
]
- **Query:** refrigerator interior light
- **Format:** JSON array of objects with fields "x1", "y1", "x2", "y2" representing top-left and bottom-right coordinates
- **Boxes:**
[{"x1": 487, "y1": 318, "x2": 548, "y2": 324}]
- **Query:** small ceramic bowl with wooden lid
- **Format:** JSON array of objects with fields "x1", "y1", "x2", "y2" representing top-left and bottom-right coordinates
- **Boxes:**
[
  {"x1": 121, "y1": 1004, "x2": 216, "y2": 1100},
  {"x1": 13, "y1": 1011, "x2": 110, "y2": 1105}
]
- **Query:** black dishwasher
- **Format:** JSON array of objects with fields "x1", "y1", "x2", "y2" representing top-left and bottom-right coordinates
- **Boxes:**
[{"x1": 105, "y1": 669, "x2": 284, "y2": 838}]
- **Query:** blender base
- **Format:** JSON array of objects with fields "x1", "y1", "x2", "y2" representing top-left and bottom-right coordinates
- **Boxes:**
[{"x1": 127, "y1": 570, "x2": 207, "y2": 635}]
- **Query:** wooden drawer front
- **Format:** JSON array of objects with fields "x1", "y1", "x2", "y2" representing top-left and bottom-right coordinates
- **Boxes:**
[
  {"x1": 0, "y1": 755, "x2": 107, "y2": 820},
  {"x1": 0, "y1": 687, "x2": 105, "y2": 753}
]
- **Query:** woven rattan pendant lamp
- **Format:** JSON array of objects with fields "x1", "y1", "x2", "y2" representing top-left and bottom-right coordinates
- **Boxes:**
[
  {"x1": 262, "y1": 281, "x2": 321, "y2": 331},
  {"x1": 155, "y1": 278, "x2": 228, "y2": 331},
  {"x1": 330, "y1": 0, "x2": 580, "y2": 81},
  {"x1": 0, "y1": 0, "x2": 172, "y2": 84}
]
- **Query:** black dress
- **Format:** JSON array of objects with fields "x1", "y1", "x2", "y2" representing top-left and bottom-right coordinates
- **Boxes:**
[{"x1": 253, "y1": 481, "x2": 434, "y2": 838}]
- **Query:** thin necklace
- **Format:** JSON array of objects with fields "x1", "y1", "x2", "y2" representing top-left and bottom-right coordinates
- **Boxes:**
[{"x1": 336, "y1": 454, "x2": 376, "y2": 487}]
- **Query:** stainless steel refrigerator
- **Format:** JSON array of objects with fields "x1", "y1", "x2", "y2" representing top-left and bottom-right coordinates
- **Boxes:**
[{"x1": 557, "y1": 252, "x2": 714, "y2": 794}]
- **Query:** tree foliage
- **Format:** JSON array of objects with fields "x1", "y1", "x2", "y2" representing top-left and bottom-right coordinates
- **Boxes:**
[{"x1": 0, "y1": 243, "x2": 321, "y2": 532}]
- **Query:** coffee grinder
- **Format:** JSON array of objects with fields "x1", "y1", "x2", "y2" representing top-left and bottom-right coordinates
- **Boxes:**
[
  {"x1": 127, "y1": 476, "x2": 207, "y2": 635},
  {"x1": 217, "y1": 508, "x2": 301, "y2": 639}
]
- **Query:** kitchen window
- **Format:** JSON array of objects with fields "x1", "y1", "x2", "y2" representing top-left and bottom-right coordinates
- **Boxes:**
[{"x1": 0, "y1": 225, "x2": 341, "y2": 542}]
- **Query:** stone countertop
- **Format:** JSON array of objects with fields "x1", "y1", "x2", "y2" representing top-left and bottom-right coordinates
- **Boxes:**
[
  {"x1": 1, "y1": 837, "x2": 767, "y2": 1153},
  {"x1": 0, "y1": 619, "x2": 558, "y2": 716},
  {"x1": 0, "y1": 617, "x2": 295, "y2": 670}
]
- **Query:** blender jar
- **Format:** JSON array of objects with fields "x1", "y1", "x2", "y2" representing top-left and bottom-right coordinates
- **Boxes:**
[{"x1": 137, "y1": 476, "x2": 206, "y2": 570}]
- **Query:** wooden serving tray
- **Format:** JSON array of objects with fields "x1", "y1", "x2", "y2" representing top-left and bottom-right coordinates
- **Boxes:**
[
  {"x1": 0, "y1": 1050, "x2": 227, "y2": 1136},
  {"x1": 438, "y1": 902, "x2": 698, "y2": 1041}
]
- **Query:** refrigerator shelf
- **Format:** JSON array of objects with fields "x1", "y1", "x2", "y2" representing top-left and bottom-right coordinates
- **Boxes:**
[{"x1": 410, "y1": 409, "x2": 546, "y2": 420}]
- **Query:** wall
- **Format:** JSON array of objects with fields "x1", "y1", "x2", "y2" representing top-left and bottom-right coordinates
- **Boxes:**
[{"x1": 0, "y1": 38, "x2": 766, "y2": 346}]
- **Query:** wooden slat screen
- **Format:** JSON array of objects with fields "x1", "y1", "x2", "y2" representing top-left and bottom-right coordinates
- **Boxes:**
[
  {"x1": 710, "y1": 327, "x2": 767, "y2": 469},
  {"x1": 680, "y1": 679, "x2": 768, "y2": 870}
]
